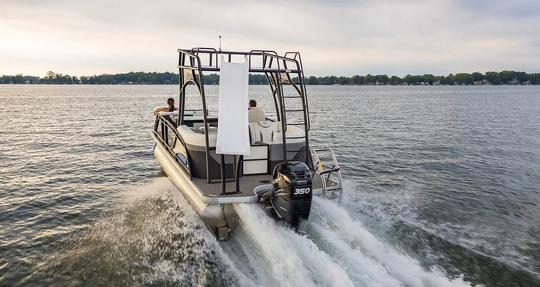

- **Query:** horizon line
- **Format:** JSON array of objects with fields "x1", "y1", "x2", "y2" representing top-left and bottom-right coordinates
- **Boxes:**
[{"x1": 2, "y1": 70, "x2": 540, "y2": 78}]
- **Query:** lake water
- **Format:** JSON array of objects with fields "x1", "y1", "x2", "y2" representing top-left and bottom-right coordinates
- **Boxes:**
[{"x1": 0, "y1": 85, "x2": 539, "y2": 286}]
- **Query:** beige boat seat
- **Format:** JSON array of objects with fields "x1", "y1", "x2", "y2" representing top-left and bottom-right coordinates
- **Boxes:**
[
  {"x1": 199, "y1": 126, "x2": 218, "y2": 134},
  {"x1": 178, "y1": 125, "x2": 217, "y2": 147},
  {"x1": 249, "y1": 121, "x2": 275, "y2": 144},
  {"x1": 272, "y1": 123, "x2": 305, "y2": 144},
  {"x1": 248, "y1": 107, "x2": 265, "y2": 122}
]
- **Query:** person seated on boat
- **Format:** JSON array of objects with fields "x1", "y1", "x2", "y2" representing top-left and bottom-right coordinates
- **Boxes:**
[
  {"x1": 153, "y1": 97, "x2": 178, "y2": 114},
  {"x1": 248, "y1": 99, "x2": 265, "y2": 122}
]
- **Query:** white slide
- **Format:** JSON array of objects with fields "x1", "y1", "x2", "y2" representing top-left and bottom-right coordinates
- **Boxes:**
[{"x1": 216, "y1": 56, "x2": 250, "y2": 155}]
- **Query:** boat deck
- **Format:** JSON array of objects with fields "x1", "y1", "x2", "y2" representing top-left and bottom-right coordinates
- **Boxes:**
[
  {"x1": 192, "y1": 174, "x2": 273, "y2": 197},
  {"x1": 192, "y1": 172, "x2": 332, "y2": 198}
]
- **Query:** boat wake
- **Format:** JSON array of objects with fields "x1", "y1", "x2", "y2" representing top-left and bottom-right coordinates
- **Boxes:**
[
  {"x1": 226, "y1": 198, "x2": 470, "y2": 287},
  {"x1": 42, "y1": 178, "x2": 471, "y2": 286}
]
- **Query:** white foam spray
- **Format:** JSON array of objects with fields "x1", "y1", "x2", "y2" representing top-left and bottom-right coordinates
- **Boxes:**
[
  {"x1": 232, "y1": 203, "x2": 355, "y2": 287},
  {"x1": 123, "y1": 179, "x2": 473, "y2": 286},
  {"x1": 308, "y1": 197, "x2": 471, "y2": 287},
  {"x1": 222, "y1": 197, "x2": 472, "y2": 287},
  {"x1": 117, "y1": 178, "x2": 258, "y2": 286}
]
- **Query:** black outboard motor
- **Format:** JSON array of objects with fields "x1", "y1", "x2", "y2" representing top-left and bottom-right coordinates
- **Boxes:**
[{"x1": 271, "y1": 161, "x2": 313, "y2": 228}]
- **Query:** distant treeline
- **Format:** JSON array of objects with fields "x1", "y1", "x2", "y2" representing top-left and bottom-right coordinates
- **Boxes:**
[{"x1": 2, "y1": 70, "x2": 540, "y2": 85}]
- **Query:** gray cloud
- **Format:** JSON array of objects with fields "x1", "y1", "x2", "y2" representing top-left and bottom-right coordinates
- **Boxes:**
[
  {"x1": 1, "y1": 0, "x2": 539, "y2": 76},
  {"x1": 456, "y1": 0, "x2": 540, "y2": 19}
]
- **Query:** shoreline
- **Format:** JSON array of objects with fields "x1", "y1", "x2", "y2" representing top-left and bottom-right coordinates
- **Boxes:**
[{"x1": 0, "y1": 83, "x2": 538, "y2": 86}]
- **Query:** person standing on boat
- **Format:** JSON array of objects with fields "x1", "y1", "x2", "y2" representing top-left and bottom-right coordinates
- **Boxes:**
[{"x1": 154, "y1": 97, "x2": 178, "y2": 114}]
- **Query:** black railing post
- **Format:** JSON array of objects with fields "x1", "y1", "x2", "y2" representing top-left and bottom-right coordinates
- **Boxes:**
[
  {"x1": 235, "y1": 155, "x2": 243, "y2": 192},
  {"x1": 220, "y1": 154, "x2": 226, "y2": 195}
]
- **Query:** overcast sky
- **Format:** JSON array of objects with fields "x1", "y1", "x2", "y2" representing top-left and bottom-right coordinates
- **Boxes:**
[{"x1": 1, "y1": 0, "x2": 539, "y2": 76}]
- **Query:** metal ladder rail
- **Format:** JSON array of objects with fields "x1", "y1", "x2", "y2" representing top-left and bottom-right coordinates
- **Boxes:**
[
  {"x1": 278, "y1": 79, "x2": 307, "y2": 134},
  {"x1": 266, "y1": 71, "x2": 305, "y2": 162},
  {"x1": 311, "y1": 147, "x2": 343, "y2": 201},
  {"x1": 263, "y1": 56, "x2": 308, "y2": 163},
  {"x1": 281, "y1": 101, "x2": 309, "y2": 160},
  {"x1": 279, "y1": 58, "x2": 310, "y2": 163},
  {"x1": 267, "y1": 58, "x2": 306, "y2": 128},
  {"x1": 284, "y1": 52, "x2": 310, "y2": 131}
]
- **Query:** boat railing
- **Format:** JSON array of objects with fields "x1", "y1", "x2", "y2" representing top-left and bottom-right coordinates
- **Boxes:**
[
  {"x1": 311, "y1": 147, "x2": 343, "y2": 201},
  {"x1": 179, "y1": 48, "x2": 304, "y2": 73},
  {"x1": 176, "y1": 48, "x2": 311, "y2": 193},
  {"x1": 153, "y1": 113, "x2": 191, "y2": 178}
]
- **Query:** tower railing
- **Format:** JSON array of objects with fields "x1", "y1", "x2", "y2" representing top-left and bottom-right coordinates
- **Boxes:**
[{"x1": 176, "y1": 48, "x2": 311, "y2": 193}]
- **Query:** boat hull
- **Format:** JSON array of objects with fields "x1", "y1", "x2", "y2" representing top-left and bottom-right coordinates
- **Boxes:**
[
  {"x1": 152, "y1": 134, "x2": 332, "y2": 240},
  {"x1": 153, "y1": 141, "x2": 239, "y2": 239}
]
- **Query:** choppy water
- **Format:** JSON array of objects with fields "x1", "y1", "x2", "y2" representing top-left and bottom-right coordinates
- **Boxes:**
[{"x1": 0, "y1": 85, "x2": 539, "y2": 286}]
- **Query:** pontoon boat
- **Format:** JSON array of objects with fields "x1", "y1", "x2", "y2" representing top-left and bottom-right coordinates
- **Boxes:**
[{"x1": 152, "y1": 48, "x2": 343, "y2": 240}]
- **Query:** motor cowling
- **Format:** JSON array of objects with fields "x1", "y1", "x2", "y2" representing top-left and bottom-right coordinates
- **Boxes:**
[{"x1": 271, "y1": 161, "x2": 312, "y2": 228}]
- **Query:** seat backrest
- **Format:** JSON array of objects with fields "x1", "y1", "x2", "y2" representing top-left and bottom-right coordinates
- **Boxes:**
[
  {"x1": 271, "y1": 123, "x2": 305, "y2": 144},
  {"x1": 177, "y1": 125, "x2": 217, "y2": 147},
  {"x1": 248, "y1": 107, "x2": 265, "y2": 122},
  {"x1": 249, "y1": 121, "x2": 275, "y2": 144}
]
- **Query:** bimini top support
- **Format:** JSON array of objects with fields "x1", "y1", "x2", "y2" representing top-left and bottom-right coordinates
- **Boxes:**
[
  {"x1": 176, "y1": 47, "x2": 311, "y2": 188},
  {"x1": 178, "y1": 48, "x2": 304, "y2": 73}
]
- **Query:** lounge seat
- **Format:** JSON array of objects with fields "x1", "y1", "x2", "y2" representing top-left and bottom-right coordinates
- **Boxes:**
[
  {"x1": 248, "y1": 107, "x2": 266, "y2": 122},
  {"x1": 249, "y1": 121, "x2": 275, "y2": 144}
]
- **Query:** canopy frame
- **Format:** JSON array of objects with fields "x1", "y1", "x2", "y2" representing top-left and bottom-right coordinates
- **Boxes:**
[{"x1": 176, "y1": 48, "x2": 311, "y2": 193}]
